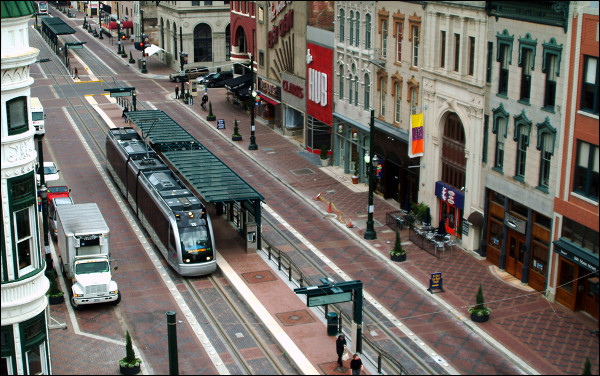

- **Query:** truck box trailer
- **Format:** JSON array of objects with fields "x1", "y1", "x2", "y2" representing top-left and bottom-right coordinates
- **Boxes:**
[{"x1": 56, "y1": 203, "x2": 120, "y2": 308}]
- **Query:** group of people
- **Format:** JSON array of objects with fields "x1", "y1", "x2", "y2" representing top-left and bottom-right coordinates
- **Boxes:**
[
  {"x1": 174, "y1": 85, "x2": 209, "y2": 109},
  {"x1": 336, "y1": 334, "x2": 364, "y2": 375}
]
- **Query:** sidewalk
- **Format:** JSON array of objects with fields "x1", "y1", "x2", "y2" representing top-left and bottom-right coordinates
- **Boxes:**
[{"x1": 50, "y1": 5, "x2": 599, "y2": 375}]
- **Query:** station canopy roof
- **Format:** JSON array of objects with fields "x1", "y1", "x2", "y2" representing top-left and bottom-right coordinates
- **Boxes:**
[
  {"x1": 125, "y1": 110, "x2": 264, "y2": 204},
  {"x1": 41, "y1": 16, "x2": 76, "y2": 35}
]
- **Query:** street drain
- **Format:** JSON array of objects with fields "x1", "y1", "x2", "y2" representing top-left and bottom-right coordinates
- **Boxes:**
[{"x1": 291, "y1": 168, "x2": 315, "y2": 176}]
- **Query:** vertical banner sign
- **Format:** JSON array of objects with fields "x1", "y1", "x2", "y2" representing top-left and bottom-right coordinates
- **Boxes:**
[
  {"x1": 306, "y1": 43, "x2": 333, "y2": 125},
  {"x1": 409, "y1": 113, "x2": 424, "y2": 158}
]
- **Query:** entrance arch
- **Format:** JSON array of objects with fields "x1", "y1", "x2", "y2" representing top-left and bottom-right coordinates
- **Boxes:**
[{"x1": 194, "y1": 23, "x2": 212, "y2": 62}]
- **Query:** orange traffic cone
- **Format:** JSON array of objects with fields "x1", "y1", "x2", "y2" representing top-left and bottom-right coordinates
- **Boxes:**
[
  {"x1": 328, "y1": 202, "x2": 333, "y2": 213},
  {"x1": 314, "y1": 192, "x2": 321, "y2": 201},
  {"x1": 347, "y1": 218, "x2": 353, "y2": 228}
]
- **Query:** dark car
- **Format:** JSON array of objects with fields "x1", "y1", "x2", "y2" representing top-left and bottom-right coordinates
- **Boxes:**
[
  {"x1": 197, "y1": 72, "x2": 218, "y2": 85},
  {"x1": 204, "y1": 71, "x2": 234, "y2": 88}
]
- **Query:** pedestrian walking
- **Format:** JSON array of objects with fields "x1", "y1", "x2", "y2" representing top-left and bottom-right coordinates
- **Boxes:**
[
  {"x1": 73, "y1": 67, "x2": 78, "y2": 79},
  {"x1": 175, "y1": 86, "x2": 179, "y2": 100},
  {"x1": 349, "y1": 353, "x2": 363, "y2": 375},
  {"x1": 189, "y1": 92, "x2": 193, "y2": 106},
  {"x1": 122, "y1": 106, "x2": 128, "y2": 122},
  {"x1": 336, "y1": 334, "x2": 347, "y2": 369}
]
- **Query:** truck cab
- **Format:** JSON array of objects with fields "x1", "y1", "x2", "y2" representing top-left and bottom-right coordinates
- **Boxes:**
[{"x1": 30, "y1": 97, "x2": 45, "y2": 135}]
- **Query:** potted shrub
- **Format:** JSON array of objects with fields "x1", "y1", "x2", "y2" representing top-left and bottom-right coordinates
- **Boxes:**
[
  {"x1": 319, "y1": 144, "x2": 329, "y2": 167},
  {"x1": 119, "y1": 331, "x2": 142, "y2": 375},
  {"x1": 351, "y1": 161, "x2": 359, "y2": 184},
  {"x1": 468, "y1": 283, "x2": 491, "y2": 323},
  {"x1": 206, "y1": 101, "x2": 216, "y2": 121},
  {"x1": 411, "y1": 202, "x2": 429, "y2": 226},
  {"x1": 389, "y1": 230, "x2": 407, "y2": 262},
  {"x1": 46, "y1": 270, "x2": 64, "y2": 305},
  {"x1": 232, "y1": 119, "x2": 242, "y2": 141}
]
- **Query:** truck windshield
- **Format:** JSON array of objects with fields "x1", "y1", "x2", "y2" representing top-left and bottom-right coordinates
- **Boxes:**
[
  {"x1": 32, "y1": 112, "x2": 44, "y2": 121},
  {"x1": 75, "y1": 261, "x2": 109, "y2": 274}
]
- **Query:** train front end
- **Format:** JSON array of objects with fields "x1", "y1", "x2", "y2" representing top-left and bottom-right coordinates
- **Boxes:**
[{"x1": 174, "y1": 208, "x2": 217, "y2": 276}]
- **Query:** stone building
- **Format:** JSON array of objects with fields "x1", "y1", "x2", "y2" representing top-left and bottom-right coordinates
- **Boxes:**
[{"x1": 1, "y1": 1, "x2": 51, "y2": 374}]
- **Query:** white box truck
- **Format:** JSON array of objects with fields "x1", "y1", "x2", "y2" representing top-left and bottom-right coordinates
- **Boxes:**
[
  {"x1": 30, "y1": 97, "x2": 45, "y2": 135},
  {"x1": 56, "y1": 203, "x2": 120, "y2": 308}
]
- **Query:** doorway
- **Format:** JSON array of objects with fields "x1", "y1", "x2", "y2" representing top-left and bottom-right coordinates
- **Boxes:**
[
  {"x1": 506, "y1": 231, "x2": 526, "y2": 279},
  {"x1": 440, "y1": 200, "x2": 460, "y2": 237}
]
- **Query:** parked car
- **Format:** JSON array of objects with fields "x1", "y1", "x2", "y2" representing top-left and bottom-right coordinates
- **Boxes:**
[
  {"x1": 47, "y1": 183, "x2": 71, "y2": 204},
  {"x1": 169, "y1": 66, "x2": 209, "y2": 82},
  {"x1": 36, "y1": 161, "x2": 60, "y2": 185},
  {"x1": 204, "y1": 71, "x2": 234, "y2": 88},
  {"x1": 197, "y1": 72, "x2": 218, "y2": 86}
]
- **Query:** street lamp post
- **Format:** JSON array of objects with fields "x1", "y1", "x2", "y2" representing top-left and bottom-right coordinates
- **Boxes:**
[
  {"x1": 364, "y1": 109, "x2": 377, "y2": 240},
  {"x1": 117, "y1": 20, "x2": 122, "y2": 54},
  {"x1": 248, "y1": 53, "x2": 258, "y2": 150},
  {"x1": 36, "y1": 135, "x2": 51, "y2": 271},
  {"x1": 132, "y1": 91, "x2": 137, "y2": 111}
]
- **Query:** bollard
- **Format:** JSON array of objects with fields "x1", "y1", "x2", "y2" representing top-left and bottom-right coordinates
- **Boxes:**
[{"x1": 167, "y1": 311, "x2": 179, "y2": 375}]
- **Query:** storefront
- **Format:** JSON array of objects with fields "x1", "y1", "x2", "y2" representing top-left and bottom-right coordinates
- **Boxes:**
[
  {"x1": 281, "y1": 72, "x2": 305, "y2": 141},
  {"x1": 306, "y1": 42, "x2": 333, "y2": 154},
  {"x1": 552, "y1": 219, "x2": 599, "y2": 321},
  {"x1": 256, "y1": 76, "x2": 282, "y2": 130},
  {"x1": 333, "y1": 113, "x2": 370, "y2": 182},
  {"x1": 435, "y1": 181, "x2": 465, "y2": 238},
  {"x1": 483, "y1": 189, "x2": 553, "y2": 292}
]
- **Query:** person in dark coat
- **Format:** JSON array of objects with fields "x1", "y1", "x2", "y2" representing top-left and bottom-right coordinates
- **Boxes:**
[
  {"x1": 336, "y1": 334, "x2": 347, "y2": 368},
  {"x1": 350, "y1": 353, "x2": 364, "y2": 375},
  {"x1": 175, "y1": 86, "x2": 179, "y2": 99}
]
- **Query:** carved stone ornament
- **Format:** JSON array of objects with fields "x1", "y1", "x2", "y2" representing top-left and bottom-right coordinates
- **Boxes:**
[{"x1": 6, "y1": 140, "x2": 36, "y2": 164}]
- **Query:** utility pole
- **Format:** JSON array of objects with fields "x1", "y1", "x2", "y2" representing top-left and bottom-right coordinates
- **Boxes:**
[
  {"x1": 179, "y1": 26, "x2": 184, "y2": 97},
  {"x1": 248, "y1": 53, "x2": 258, "y2": 150},
  {"x1": 140, "y1": 8, "x2": 147, "y2": 73},
  {"x1": 364, "y1": 109, "x2": 377, "y2": 240}
]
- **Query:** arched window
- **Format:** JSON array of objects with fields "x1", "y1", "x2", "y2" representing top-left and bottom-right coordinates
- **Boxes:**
[
  {"x1": 513, "y1": 111, "x2": 532, "y2": 180},
  {"x1": 536, "y1": 118, "x2": 556, "y2": 191},
  {"x1": 349, "y1": 11, "x2": 354, "y2": 46},
  {"x1": 364, "y1": 73, "x2": 370, "y2": 110},
  {"x1": 354, "y1": 75, "x2": 359, "y2": 106},
  {"x1": 349, "y1": 75, "x2": 353, "y2": 104},
  {"x1": 365, "y1": 14, "x2": 372, "y2": 49},
  {"x1": 339, "y1": 63, "x2": 345, "y2": 100},
  {"x1": 339, "y1": 9, "x2": 345, "y2": 43},
  {"x1": 394, "y1": 83, "x2": 401, "y2": 123},
  {"x1": 492, "y1": 104, "x2": 509, "y2": 171},
  {"x1": 441, "y1": 114, "x2": 466, "y2": 189},
  {"x1": 355, "y1": 12, "x2": 360, "y2": 47},
  {"x1": 194, "y1": 23, "x2": 212, "y2": 62}
]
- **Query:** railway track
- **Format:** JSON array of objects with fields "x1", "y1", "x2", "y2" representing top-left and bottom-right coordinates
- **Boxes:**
[{"x1": 30, "y1": 18, "x2": 301, "y2": 374}]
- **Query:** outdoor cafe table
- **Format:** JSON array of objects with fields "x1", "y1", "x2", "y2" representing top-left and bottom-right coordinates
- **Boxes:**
[{"x1": 409, "y1": 227, "x2": 448, "y2": 259}]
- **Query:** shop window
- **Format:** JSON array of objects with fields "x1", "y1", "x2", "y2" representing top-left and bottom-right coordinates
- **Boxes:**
[
  {"x1": 339, "y1": 9, "x2": 345, "y2": 43},
  {"x1": 490, "y1": 190, "x2": 505, "y2": 205},
  {"x1": 454, "y1": 33, "x2": 460, "y2": 72},
  {"x1": 488, "y1": 220, "x2": 503, "y2": 250},
  {"x1": 365, "y1": 14, "x2": 372, "y2": 49},
  {"x1": 581, "y1": 55, "x2": 598, "y2": 114},
  {"x1": 534, "y1": 212, "x2": 552, "y2": 229},
  {"x1": 574, "y1": 141, "x2": 599, "y2": 201},
  {"x1": 558, "y1": 260, "x2": 575, "y2": 293},
  {"x1": 7, "y1": 96, "x2": 28, "y2": 136},
  {"x1": 510, "y1": 200, "x2": 528, "y2": 219},
  {"x1": 531, "y1": 242, "x2": 548, "y2": 275},
  {"x1": 440, "y1": 31, "x2": 446, "y2": 68}
]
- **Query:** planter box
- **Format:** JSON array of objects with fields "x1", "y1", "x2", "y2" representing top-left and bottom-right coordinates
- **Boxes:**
[
  {"x1": 390, "y1": 254, "x2": 406, "y2": 262},
  {"x1": 320, "y1": 158, "x2": 329, "y2": 167},
  {"x1": 232, "y1": 135, "x2": 242, "y2": 141},
  {"x1": 470, "y1": 312, "x2": 490, "y2": 323},
  {"x1": 119, "y1": 364, "x2": 140, "y2": 375},
  {"x1": 351, "y1": 176, "x2": 359, "y2": 184},
  {"x1": 48, "y1": 295, "x2": 64, "y2": 305},
  {"x1": 207, "y1": 115, "x2": 216, "y2": 121}
]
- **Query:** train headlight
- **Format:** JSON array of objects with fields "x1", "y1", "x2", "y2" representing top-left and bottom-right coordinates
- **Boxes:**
[
  {"x1": 188, "y1": 211, "x2": 194, "y2": 218},
  {"x1": 184, "y1": 258, "x2": 191, "y2": 263}
]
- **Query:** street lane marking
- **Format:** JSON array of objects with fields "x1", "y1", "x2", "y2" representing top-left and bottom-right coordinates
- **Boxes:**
[{"x1": 62, "y1": 106, "x2": 229, "y2": 375}]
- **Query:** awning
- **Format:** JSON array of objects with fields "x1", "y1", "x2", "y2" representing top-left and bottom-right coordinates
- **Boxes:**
[
  {"x1": 224, "y1": 73, "x2": 252, "y2": 91},
  {"x1": 467, "y1": 211, "x2": 484, "y2": 227},
  {"x1": 122, "y1": 20, "x2": 133, "y2": 29},
  {"x1": 144, "y1": 44, "x2": 165, "y2": 57},
  {"x1": 261, "y1": 94, "x2": 280, "y2": 106},
  {"x1": 108, "y1": 21, "x2": 117, "y2": 30},
  {"x1": 553, "y1": 239, "x2": 599, "y2": 273}
]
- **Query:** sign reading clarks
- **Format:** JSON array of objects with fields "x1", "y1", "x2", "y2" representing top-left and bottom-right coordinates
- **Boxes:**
[{"x1": 281, "y1": 73, "x2": 305, "y2": 111}]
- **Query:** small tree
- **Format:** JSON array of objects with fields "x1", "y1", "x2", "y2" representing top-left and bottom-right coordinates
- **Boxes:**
[
  {"x1": 320, "y1": 144, "x2": 328, "y2": 160},
  {"x1": 120, "y1": 331, "x2": 142, "y2": 368},
  {"x1": 232, "y1": 119, "x2": 242, "y2": 140},
  {"x1": 389, "y1": 230, "x2": 406, "y2": 256},
  {"x1": 353, "y1": 160, "x2": 359, "y2": 177},
  {"x1": 468, "y1": 283, "x2": 491, "y2": 317},
  {"x1": 207, "y1": 101, "x2": 216, "y2": 121},
  {"x1": 46, "y1": 270, "x2": 63, "y2": 298},
  {"x1": 582, "y1": 357, "x2": 591, "y2": 375}
]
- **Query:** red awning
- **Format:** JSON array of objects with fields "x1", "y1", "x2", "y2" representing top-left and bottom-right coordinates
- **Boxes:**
[
  {"x1": 108, "y1": 21, "x2": 118, "y2": 30},
  {"x1": 122, "y1": 20, "x2": 133, "y2": 29},
  {"x1": 260, "y1": 94, "x2": 280, "y2": 106}
]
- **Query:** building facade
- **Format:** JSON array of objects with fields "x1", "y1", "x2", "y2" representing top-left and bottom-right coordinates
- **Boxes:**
[
  {"x1": 480, "y1": 2, "x2": 571, "y2": 292},
  {"x1": 156, "y1": 1, "x2": 231, "y2": 71},
  {"x1": 549, "y1": 2, "x2": 598, "y2": 321},
  {"x1": 229, "y1": 0, "x2": 255, "y2": 71},
  {"x1": 1, "y1": 2, "x2": 51, "y2": 374}
]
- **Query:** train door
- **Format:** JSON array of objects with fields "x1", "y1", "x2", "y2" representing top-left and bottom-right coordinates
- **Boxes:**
[
  {"x1": 506, "y1": 231, "x2": 526, "y2": 279},
  {"x1": 440, "y1": 200, "x2": 460, "y2": 237}
]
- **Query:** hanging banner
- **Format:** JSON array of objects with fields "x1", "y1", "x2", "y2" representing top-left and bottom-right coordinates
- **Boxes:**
[{"x1": 409, "y1": 113, "x2": 424, "y2": 158}]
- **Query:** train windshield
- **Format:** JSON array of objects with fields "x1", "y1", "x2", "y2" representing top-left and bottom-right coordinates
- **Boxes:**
[
  {"x1": 180, "y1": 226, "x2": 211, "y2": 263},
  {"x1": 75, "y1": 261, "x2": 109, "y2": 274}
]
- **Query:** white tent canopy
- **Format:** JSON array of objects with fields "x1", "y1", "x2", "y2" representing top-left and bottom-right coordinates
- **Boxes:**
[{"x1": 144, "y1": 44, "x2": 165, "y2": 57}]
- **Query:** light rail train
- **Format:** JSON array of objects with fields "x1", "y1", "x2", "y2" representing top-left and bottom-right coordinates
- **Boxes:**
[{"x1": 106, "y1": 127, "x2": 217, "y2": 277}]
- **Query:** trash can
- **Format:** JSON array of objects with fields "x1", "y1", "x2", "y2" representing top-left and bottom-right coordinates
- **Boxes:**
[{"x1": 327, "y1": 312, "x2": 338, "y2": 336}]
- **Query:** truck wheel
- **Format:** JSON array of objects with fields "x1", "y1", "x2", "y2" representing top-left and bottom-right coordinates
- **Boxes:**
[
  {"x1": 112, "y1": 291, "x2": 122, "y2": 305},
  {"x1": 70, "y1": 296, "x2": 81, "y2": 311}
]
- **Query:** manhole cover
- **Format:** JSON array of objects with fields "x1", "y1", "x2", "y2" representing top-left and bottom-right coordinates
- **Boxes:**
[{"x1": 291, "y1": 168, "x2": 315, "y2": 176}]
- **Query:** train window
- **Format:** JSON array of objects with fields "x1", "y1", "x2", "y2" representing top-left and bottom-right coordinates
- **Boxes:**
[{"x1": 169, "y1": 226, "x2": 176, "y2": 249}]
